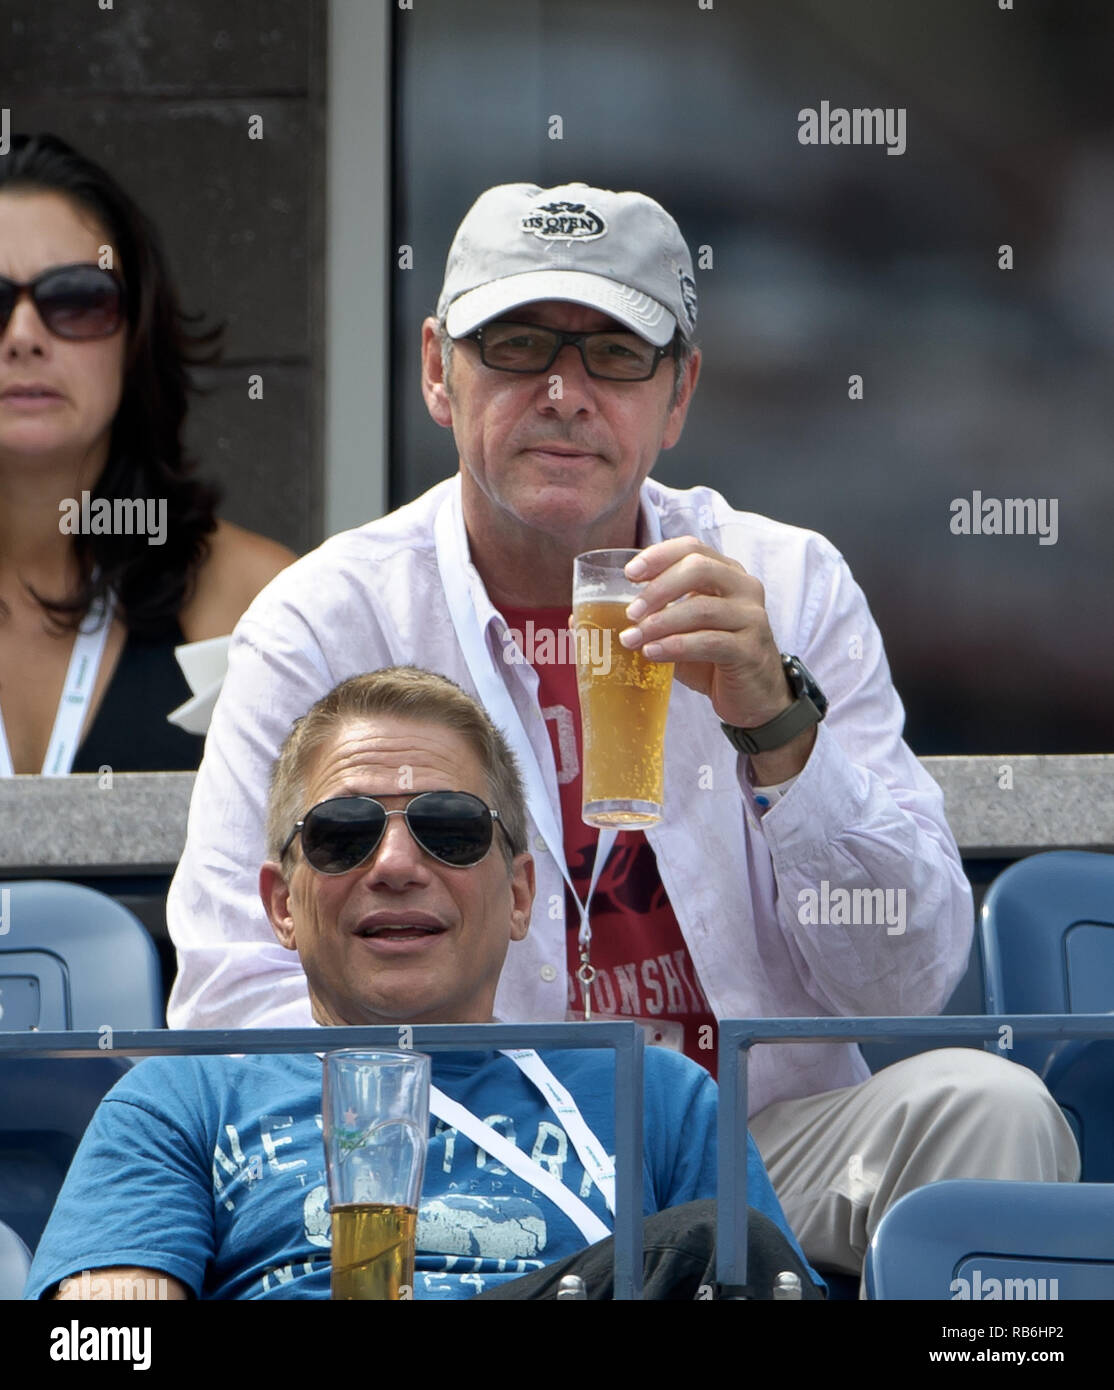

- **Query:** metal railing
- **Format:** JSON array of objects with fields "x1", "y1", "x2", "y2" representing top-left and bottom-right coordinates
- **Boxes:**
[
  {"x1": 0, "y1": 1021, "x2": 647, "y2": 1300},
  {"x1": 717, "y1": 1013, "x2": 1114, "y2": 1290},
  {"x1": 7, "y1": 1013, "x2": 1114, "y2": 1298}
]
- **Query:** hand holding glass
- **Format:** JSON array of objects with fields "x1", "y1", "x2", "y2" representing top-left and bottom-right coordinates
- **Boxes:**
[
  {"x1": 573, "y1": 549, "x2": 675, "y2": 827},
  {"x1": 323, "y1": 1049, "x2": 430, "y2": 1300}
]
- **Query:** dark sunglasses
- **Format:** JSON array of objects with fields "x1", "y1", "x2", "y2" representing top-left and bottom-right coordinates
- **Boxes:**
[
  {"x1": 281, "y1": 791, "x2": 512, "y2": 874},
  {"x1": 0, "y1": 263, "x2": 126, "y2": 340}
]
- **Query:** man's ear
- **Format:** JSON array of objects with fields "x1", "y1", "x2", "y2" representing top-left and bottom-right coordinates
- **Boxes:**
[
  {"x1": 421, "y1": 316, "x2": 454, "y2": 429},
  {"x1": 260, "y1": 862, "x2": 297, "y2": 952},
  {"x1": 662, "y1": 346, "x2": 701, "y2": 451},
  {"x1": 508, "y1": 852, "x2": 535, "y2": 943}
]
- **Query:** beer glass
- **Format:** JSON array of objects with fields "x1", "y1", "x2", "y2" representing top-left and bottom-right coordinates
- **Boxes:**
[
  {"x1": 573, "y1": 548, "x2": 675, "y2": 827},
  {"x1": 323, "y1": 1049, "x2": 430, "y2": 1300}
]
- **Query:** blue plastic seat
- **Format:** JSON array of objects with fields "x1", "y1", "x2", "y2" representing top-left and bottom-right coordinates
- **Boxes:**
[
  {"x1": 979, "y1": 850, "x2": 1114, "y2": 1179},
  {"x1": 0, "y1": 1216, "x2": 31, "y2": 1299},
  {"x1": 0, "y1": 1055, "x2": 135, "y2": 1255},
  {"x1": 866, "y1": 1179, "x2": 1114, "y2": 1299},
  {"x1": 0, "y1": 879, "x2": 163, "y2": 1030},
  {"x1": 0, "y1": 880, "x2": 162, "y2": 1255}
]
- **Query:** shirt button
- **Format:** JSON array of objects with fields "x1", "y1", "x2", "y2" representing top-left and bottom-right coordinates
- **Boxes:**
[
  {"x1": 533, "y1": 835, "x2": 547, "y2": 852},
  {"x1": 540, "y1": 964, "x2": 558, "y2": 982}
]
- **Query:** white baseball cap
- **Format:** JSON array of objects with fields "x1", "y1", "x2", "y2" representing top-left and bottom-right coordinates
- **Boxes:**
[{"x1": 437, "y1": 182, "x2": 698, "y2": 348}]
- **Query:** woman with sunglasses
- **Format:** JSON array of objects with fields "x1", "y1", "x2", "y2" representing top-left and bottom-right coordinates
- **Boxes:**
[{"x1": 0, "y1": 134, "x2": 294, "y2": 775}]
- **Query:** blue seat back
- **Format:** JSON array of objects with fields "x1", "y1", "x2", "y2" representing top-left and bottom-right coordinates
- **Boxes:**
[
  {"x1": 980, "y1": 851, "x2": 1114, "y2": 1029},
  {"x1": 0, "y1": 1056, "x2": 133, "y2": 1253},
  {"x1": 979, "y1": 851, "x2": 1114, "y2": 1179},
  {"x1": 0, "y1": 882, "x2": 158, "y2": 1256},
  {"x1": 0, "y1": 880, "x2": 163, "y2": 1030},
  {"x1": 866, "y1": 1179, "x2": 1114, "y2": 1299}
]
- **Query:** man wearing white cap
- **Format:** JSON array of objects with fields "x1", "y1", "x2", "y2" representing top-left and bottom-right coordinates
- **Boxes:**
[{"x1": 167, "y1": 182, "x2": 1077, "y2": 1282}]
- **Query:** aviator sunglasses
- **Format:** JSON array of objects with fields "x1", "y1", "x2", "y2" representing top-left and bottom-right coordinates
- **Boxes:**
[
  {"x1": 281, "y1": 790, "x2": 511, "y2": 874},
  {"x1": 0, "y1": 263, "x2": 126, "y2": 340}
]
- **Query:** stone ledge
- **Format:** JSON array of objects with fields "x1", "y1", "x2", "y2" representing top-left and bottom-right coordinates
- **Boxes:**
[
  {"x1": 3, "y1": 772, "x2": 194, "y2": 873},
  {"x1": 924, "y1": 754, "x2": 1114, "y2": 858},
  {"x1": 2, "y1": 756, "x2": 1112, "y2": 872}
]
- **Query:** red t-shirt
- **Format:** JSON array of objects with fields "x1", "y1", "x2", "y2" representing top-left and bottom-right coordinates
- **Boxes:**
[{"x1": 500, "y1": 603, "x2": 717, "y2": 1071}]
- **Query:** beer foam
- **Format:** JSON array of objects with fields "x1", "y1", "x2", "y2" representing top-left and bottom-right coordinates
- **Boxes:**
[{"x1": 574, "y1": 577, "x2": 636, "y2": 603}]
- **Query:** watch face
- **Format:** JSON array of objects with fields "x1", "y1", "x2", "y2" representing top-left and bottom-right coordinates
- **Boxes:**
[{"x1": 784, "y1": 655, "x2": 829, "y2": 717}]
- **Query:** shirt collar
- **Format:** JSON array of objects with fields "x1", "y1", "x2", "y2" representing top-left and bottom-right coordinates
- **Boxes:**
[{"x1": 446, "y1": 473, "x2": 665, "y2": 636}]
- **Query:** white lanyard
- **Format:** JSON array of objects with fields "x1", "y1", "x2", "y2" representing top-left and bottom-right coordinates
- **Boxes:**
[
  {"x1": 500, "y1": 1047, "x2": 616, "y2": 1213},
  {"x1": 434, "y1": 488, "x2": 621, "y2": 958},
  {"x1": 0, "y1": 591, "x2": 113, "y2": 778},
  {"x1": 429, "y1": 1047, "x2": 615, "y2": 1244}
]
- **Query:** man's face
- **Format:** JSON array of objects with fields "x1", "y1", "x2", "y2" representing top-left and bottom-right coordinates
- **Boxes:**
[
  {"x1": 421, "y1": 300, "x2": 700, "y2": 550},
  {"x1": 260, "y1": 716, "x2": 534, "y2": 1028}
]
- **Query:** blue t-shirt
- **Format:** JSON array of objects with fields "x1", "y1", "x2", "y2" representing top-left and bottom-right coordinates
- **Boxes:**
[{"x1": 26, "y1": 1047, "x2": 813, "y2": 1300}]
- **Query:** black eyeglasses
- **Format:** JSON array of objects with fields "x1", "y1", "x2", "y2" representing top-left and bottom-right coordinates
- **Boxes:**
[
  {"x1": 281, "y1": 791, "x2": 512, "y2": 874},
  {"x1": 0, "y1": 264, "x2": 126, "y2": 341},
  {"x1": 460, "y1": 319, "x2": 675, "y2": 381}
]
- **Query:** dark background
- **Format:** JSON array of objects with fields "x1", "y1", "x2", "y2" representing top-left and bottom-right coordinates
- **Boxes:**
[{"x1": 3, "y1": 0, "x2": 1111, "y2": 755}]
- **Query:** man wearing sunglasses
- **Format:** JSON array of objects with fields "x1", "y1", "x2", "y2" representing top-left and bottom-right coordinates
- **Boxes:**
[
  {"x1": 167, "y1": 182, "x2": 1076, "y2": 1282},
  {"x1": 29, "y1": 667, "x2": 821, "y2": 1300}
]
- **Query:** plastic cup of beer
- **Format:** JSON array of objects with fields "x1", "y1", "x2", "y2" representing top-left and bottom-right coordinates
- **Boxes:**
[
  {"x1": 573, "y1": 548, "x2": 675, "y2": 827},
  {"x1": 323, "y1": 1049, "x2": 430, "y2": 1300}
]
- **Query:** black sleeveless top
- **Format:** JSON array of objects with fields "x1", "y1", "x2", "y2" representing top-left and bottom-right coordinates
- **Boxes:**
[{"x1": 70, "y1": 624, "x2": 206, "y2": 773}]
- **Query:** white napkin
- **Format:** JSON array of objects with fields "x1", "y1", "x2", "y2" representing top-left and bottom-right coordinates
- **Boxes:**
[{"x1": 167, "y1": 635, "x2": 231, "y2": 735}]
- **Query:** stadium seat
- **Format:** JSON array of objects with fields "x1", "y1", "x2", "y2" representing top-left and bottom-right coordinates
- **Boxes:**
[
  {"x1": 0, "y1": 881, "x2": 161, "y2": 1254},
  {"x1": 0, "y1": 879, "x2": 163, "y2": 1030},
  {"x1": 0, "y1": 1216, "x2": 31, "y2": 1299},
  {"x1": 866, "y1": 1179, "x2": 1114, "y2": 1300},
  {"x1": 979, "y1": 850, "x2": 1114, "y2": 1179},
  {"x1": 0, "y1": 1055, "x2": 134, "y2": 1253}
]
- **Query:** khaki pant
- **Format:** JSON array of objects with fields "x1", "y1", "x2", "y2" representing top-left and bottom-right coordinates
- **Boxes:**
[{"x1": 750, "y1": 1048, "x2": 1080, "y2": 1284}]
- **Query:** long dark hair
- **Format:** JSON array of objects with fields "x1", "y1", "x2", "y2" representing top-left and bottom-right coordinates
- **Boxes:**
[{"x1": 0, "y1": 133, "x2": 221, "y2": 636}]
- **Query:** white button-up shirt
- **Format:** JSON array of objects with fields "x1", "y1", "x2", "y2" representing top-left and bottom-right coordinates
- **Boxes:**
[{"x1": 166, "y1": 476, "x2": 973, "y2": 1115}]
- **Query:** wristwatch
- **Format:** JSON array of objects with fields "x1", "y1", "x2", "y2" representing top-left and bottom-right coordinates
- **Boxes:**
[{"x1": 720, "y1": 655, "x2": 828, "y2": 756}]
